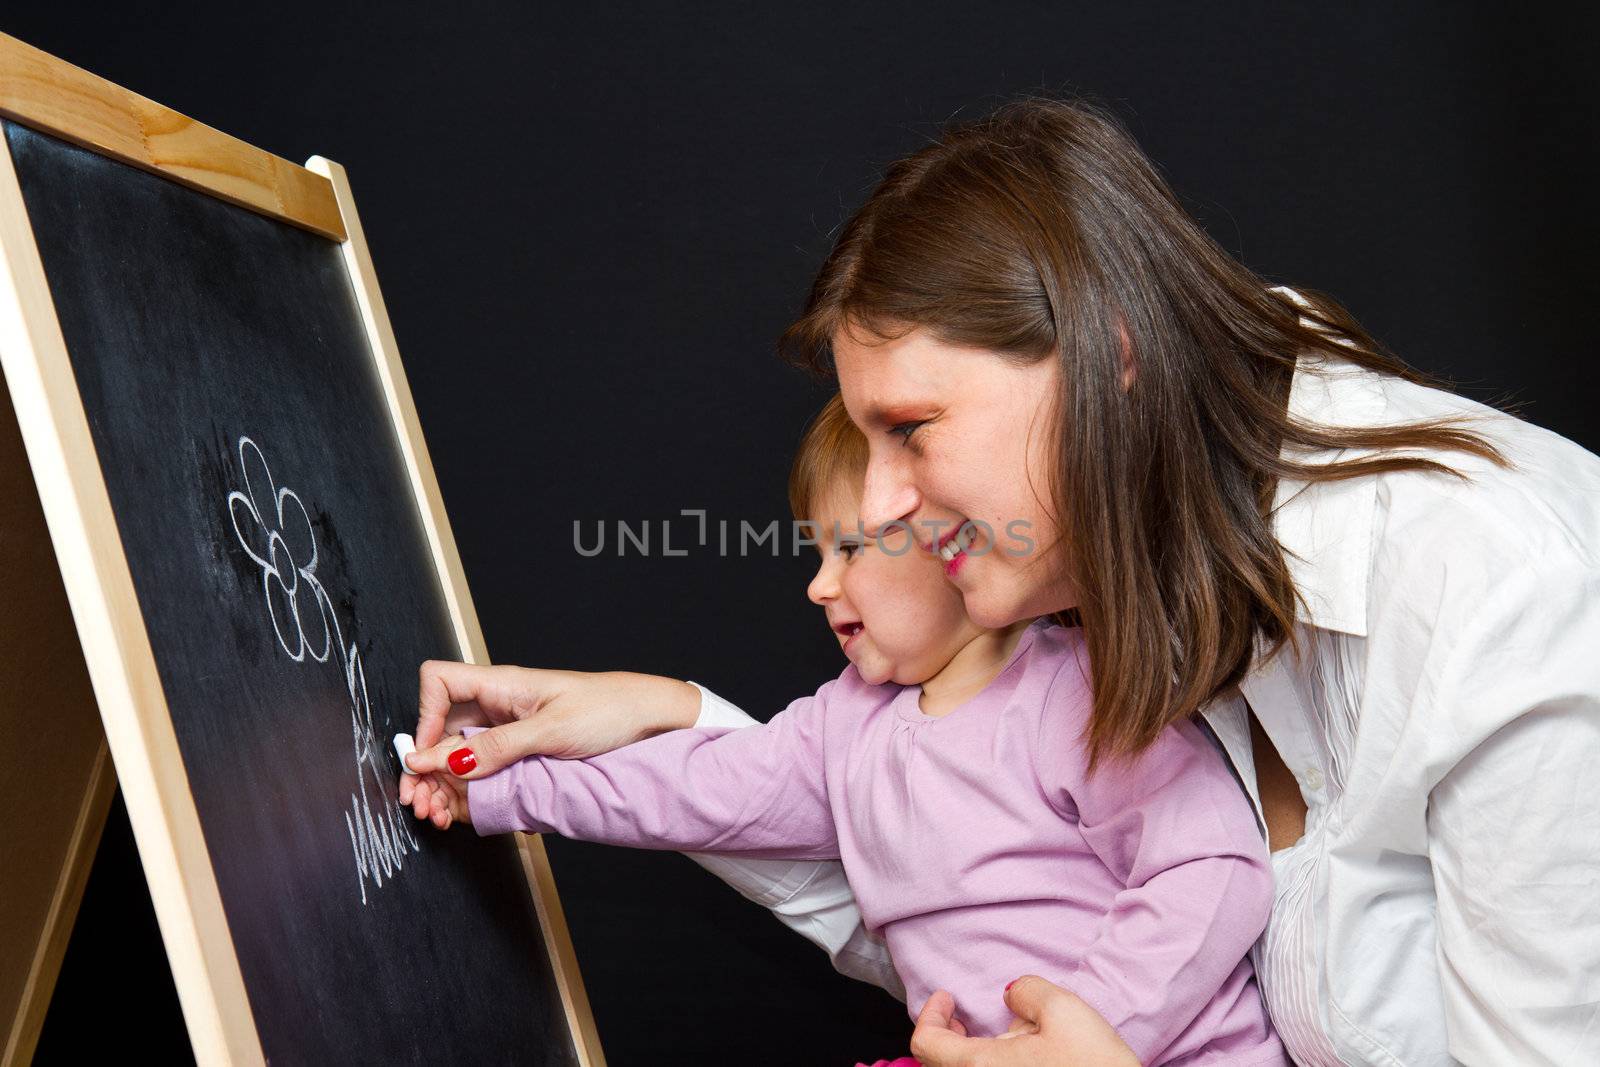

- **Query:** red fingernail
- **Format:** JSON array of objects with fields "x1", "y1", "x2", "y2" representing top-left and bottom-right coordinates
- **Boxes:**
[
  {"x1": 448, "y1": 747, "x2": 477, "y2": 775},
  {"x1": 1004, "y1": 979, "x2": 1018, "y2": 992}
]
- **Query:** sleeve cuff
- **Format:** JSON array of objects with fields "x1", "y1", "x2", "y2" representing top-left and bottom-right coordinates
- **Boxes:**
[
  {"x1": 685, "y1": 680, "x2": 761, "y2": 730},
  {"x1": 459, "y1": 724, "x2": 522, "y2": 837}
]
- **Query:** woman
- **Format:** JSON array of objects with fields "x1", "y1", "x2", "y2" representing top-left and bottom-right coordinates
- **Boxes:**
[{"x1": 403, "y1": 99, "x2": 1600, "y2": 1064}]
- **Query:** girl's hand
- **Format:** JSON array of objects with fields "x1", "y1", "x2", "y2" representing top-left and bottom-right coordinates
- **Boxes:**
[
  {"x1": 398, "y1": 662, "x2": 702, "y2": 825},
  {"x1": 909, "y1": 978, "x2": 1141, "y2": 1067},
  {"x1": 411, "y1": 736, "x2": 471, "y2": 830}
]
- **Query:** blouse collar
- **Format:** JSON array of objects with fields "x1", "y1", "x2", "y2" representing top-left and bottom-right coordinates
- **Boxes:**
[{"x1": 1269, "y1": 349, "x2": 1390, "y2": 637}]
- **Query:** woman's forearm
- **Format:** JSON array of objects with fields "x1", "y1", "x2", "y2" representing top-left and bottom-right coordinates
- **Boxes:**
[{"x1": 601, "y1": 670, "x2": 704, "y2": 735}]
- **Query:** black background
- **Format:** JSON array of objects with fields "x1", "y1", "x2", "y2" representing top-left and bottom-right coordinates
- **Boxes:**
[{"x1": 13, "y1": 4, "x2": 1597, "y2": 1064}]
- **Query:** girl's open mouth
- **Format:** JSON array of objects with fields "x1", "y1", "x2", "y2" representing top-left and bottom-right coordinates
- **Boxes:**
[{"x1": 832, "y1": 620, "x2": 864, "y2": 652}]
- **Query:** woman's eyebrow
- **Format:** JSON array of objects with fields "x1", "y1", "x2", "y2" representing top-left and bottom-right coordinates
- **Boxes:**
[{"x1": 860, "y1": 401, "x2": 927, "y2": 428}]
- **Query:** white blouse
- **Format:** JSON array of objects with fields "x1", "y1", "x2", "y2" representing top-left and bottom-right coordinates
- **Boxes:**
[{"x1": 687, "y1": 334, "x2": 1600, "y2": 1065}]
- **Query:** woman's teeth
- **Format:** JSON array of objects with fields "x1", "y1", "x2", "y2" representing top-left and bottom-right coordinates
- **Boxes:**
[{"x1": 938, "y1": 524, "x2": 977, "y2": 562}]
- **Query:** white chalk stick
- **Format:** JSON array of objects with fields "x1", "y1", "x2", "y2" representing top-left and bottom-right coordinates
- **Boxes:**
[{"x1": 393, "y1": 732, "x2": 417, "y2": 774}]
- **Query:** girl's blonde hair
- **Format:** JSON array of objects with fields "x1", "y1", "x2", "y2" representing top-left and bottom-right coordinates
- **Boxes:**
[{"x1": 788, "y1": 394, "x2": 868, "y2": 523}]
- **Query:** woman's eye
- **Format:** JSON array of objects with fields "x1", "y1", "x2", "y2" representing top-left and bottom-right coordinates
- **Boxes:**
[{"x1": 889, "y1": 420, "x2": 925, "y2": 446}]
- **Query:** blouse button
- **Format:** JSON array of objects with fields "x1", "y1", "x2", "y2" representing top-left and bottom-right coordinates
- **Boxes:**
[{"x1": 1301, "y1": 767, "x2": 1325, "y2": 791}]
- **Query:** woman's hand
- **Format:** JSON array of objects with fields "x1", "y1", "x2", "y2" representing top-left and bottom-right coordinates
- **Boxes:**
[
  {"x1": 397, "y1": 661, "x2": 702, "y2": 825},
  {"x1": 909, "y1": 978, "x2": 1141, "y2": 1067}
]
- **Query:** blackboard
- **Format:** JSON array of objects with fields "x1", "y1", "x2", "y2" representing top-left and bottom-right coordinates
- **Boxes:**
[{"x1": 3, "y1": 119, "x2": 581, "y2": 1065}]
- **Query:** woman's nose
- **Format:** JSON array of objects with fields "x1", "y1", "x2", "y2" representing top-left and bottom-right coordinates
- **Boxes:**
[{"x1": 858, "y1": 457, "x2": 920, "y2": 536}]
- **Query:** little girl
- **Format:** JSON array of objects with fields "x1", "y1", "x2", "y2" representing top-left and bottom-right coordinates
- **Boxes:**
[{"x1": 416, "y1": 397, "x2": 1286, "y2": 1065}]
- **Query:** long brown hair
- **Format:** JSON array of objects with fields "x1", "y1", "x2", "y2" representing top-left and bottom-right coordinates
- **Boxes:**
[{"x1": 779, "y1": 96, "x2": 1506, "y2": 768}]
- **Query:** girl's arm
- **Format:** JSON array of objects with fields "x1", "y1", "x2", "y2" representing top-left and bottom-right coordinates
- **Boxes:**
[
  {"x1": 1039, "y1": 687, "x2": 1275, "y2": 1064},
  {"x1": 463, "y1": 683, "x2": 840, "y2": 860},
  {"x1": 408, "y1": 670, "x2": 901, "y2": 996}
]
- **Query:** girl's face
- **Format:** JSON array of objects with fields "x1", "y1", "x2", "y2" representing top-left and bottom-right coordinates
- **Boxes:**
[
  {"x1": 806, "y1": 480, "x2": 984, "y2": 685},
  {"x1": 833, "y1": 325, "x2": 1074, "y2": 629}
]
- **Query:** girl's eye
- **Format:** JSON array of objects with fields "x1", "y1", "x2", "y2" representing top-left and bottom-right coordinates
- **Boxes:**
[
  {"x1": 837, "y1": 542, "x2": 862, "y2": 560},
  {"x1": 889, "y1": 420, "x2": 925, "y2": 446}
]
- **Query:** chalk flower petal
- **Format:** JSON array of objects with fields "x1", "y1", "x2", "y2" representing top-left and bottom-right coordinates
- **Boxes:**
[
  {"x1": 263, "y1": 566, "x2": 305, "y2": 661},
  {"x1": 295, "y1": 574, "x2": 334, "y2": 664},
  {"x1": 238, "y1": 438, "x2": 276, "y2": 523},
  {"x1": 276, "y1": 487, "x2": 318, "y2": 576}
]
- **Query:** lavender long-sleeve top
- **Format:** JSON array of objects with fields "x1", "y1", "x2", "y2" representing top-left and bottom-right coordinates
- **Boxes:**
[{"x1": 466, "y1": 621, "x2": 1285, "y2": 1064}]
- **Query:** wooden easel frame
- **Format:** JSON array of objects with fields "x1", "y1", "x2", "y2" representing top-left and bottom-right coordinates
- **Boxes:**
[{"x1": 0, "y1": 32, "x2": 603, "y2": 1066}]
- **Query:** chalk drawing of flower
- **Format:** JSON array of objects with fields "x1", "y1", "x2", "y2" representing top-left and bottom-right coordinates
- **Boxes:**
[
  {"x1": 223, "y1": 434, "x2": 420, "y2": 904},
  {"x1": 227, "y1": 437, "x2": 333, "y2": 663}
]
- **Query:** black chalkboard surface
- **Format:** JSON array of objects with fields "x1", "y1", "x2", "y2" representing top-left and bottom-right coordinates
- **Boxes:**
[{"x1": 5, "y1": 119, "x2": 579, "y2": 1065}]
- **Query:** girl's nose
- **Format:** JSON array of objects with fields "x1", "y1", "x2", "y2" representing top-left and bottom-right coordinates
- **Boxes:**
[
  {"x1": 858, "y1": 456, "x2": 920, "y2": 537},
  {"x1": 807, "y1": 559, "x2": 840, "y2": 606}
]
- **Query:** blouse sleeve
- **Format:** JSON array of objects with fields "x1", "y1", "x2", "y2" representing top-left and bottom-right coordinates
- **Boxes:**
[
  {"x1": 1423, "y1": 557, "x2": 1600, "y2": 1064},
  {"x1": 682, "y1": 850, "x2": 905, "y2": 1001}
]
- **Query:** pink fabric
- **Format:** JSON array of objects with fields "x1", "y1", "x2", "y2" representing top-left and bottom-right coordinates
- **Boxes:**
[
  {"x1": 854, "y1": 1058, "x2": 918, "y2": 1067},
  {"x1": 466, "y1": 621, "x2": 1285, "y2": 1064}
]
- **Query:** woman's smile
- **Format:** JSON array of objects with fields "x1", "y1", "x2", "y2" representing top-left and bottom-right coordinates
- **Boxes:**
[{"x1": 933, "y1": 521, "x2": 979, "y2": 577}]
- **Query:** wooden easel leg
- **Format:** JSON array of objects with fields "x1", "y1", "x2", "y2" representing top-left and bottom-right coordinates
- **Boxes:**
[{"x1": 0, "y1": 369, "x2": 116, "y2": 1067}]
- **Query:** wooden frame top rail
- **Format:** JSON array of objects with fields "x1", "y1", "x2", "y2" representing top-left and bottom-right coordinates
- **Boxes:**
[{"x1": 0, "y1": 33, "x2": 345, "y2": 241}]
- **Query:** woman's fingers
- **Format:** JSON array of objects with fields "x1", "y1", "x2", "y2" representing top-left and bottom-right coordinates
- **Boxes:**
[
  {"x1": 999, "y1": 975, "x2": 1052, "y2": 1024},
  {"x1": 1002, "y1": 976, "x2": 1140, "y2": 1066},
  {"x1": 409, "y1": 720, "x2": 549, "y2": 780},
  {"x1": 995, "y1": 1014, "x2": 1039, "y2": 1040},
  {"x1": 908, "y1": 979, "x2": 1141, "y2": 1067},
  {"x1": 416, "y1": 660, "x2": 494, "y2": 748},
  {"x1": 400, "y1": 731, "x2": 477, "y2": 777},
  {"x1": 909, "y1": 991, "x2": 978, "y2": 1066}
]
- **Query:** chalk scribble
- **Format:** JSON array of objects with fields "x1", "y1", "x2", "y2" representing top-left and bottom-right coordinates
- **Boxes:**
[{"x1": 227, "y1": 435, "x2": 420, "y2": 904}]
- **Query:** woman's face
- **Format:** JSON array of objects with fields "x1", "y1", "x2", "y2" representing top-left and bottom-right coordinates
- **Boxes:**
[{"x1": 834, "y1": 325, "x2": 1075, "y2": 628}]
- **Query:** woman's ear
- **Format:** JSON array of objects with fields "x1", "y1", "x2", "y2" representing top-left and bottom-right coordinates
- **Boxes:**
[{"x1": 1117, "y1": 319, "x2": 1136, "y2": 391}]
